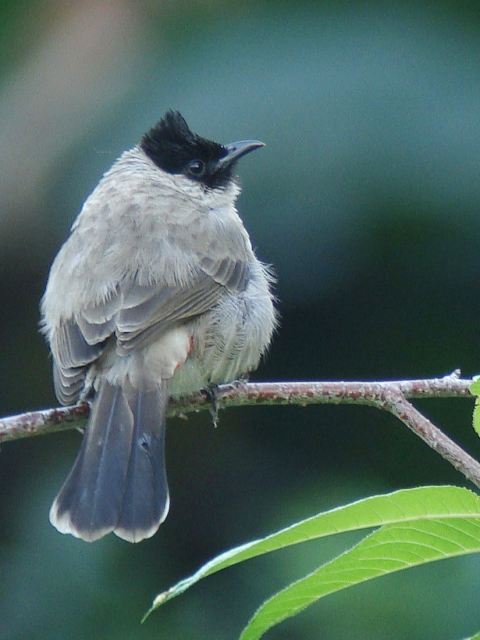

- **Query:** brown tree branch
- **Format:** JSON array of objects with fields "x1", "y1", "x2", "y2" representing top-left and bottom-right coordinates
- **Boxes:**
[{"x1": 1, "y1": 371, "x2": 479, "y2": 487}]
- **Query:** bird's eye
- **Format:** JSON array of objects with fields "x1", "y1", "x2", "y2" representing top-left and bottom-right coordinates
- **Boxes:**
[{"x1": 186, "y1": 159, "x2": 206, "y2": 177}]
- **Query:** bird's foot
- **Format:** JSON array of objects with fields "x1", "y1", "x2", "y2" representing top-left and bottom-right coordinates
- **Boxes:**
[
  {"x1": 203, "y1": 384, "x2": 220, "y2": 428},
  {"x1": 223, "y1": 375, "x2": 250, "y2": 393}
]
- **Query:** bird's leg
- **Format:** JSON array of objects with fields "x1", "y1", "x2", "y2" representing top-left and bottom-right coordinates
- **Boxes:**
[
  {"x1": 76, "y1": 387, "x2": 95, "y2": 434},
  {"x1": 203, "y1": 384, "x2": 220, "y2": 428}
]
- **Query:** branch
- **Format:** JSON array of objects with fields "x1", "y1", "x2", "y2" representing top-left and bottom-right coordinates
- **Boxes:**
[{"x1": 2, "y1": 372, "x2": 479, "y2": 488}]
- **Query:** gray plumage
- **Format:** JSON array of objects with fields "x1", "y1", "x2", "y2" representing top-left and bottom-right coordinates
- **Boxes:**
[{"x1": 41, "y1": 111, "x2": 276, "y2": 543}]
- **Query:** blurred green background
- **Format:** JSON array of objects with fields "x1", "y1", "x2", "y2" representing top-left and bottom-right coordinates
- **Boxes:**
[{"x1": 2, "y1": 1, "x2": 480, "y2": 638}]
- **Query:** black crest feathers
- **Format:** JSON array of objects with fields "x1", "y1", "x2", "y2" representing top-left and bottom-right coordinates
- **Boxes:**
[{"x1": 140, "y1": 110, "x2": 232, "y2": 188}]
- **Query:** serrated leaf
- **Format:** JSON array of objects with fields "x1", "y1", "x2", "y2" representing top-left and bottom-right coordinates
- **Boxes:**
[
  {"x1": 144, "y1": 486, "x2": 480, "y2": 621},
  {"x1": 472, "y1": 402, "x2": 480, "y2": 437},
  {"x1": 240, "y1": 517, "x2": 480, "y2": 640},
  {"x1": 471, "y1": 378, "x2": 480, "y2": 437},
  {"x1": 469, "y1": 379, "x2": 480, "y2": 397}
]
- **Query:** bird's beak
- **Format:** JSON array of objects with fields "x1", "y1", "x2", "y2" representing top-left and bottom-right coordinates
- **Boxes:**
[{"x1": 216, "y1": 140, "x2": 265, "y2": 170}]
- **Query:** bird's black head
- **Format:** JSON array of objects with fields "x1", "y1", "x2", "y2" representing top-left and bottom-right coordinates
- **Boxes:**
[{"x1": 140, "y1": 110, "x2": 264, "y2": 189}]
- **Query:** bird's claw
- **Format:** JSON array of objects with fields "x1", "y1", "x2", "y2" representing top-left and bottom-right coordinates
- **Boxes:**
[
  {"x1": 224, "y1": 376, "x2": 249, "y2": 393},
  {"x1": 203, "y1": 384, "x2": 220, "y2": 428}
]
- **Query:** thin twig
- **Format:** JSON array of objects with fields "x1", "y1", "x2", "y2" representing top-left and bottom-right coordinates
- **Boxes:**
[
  {"x1": 1, "y1": 372, "x2": 478, "y2": 487},
  {"x1": 381, "y1": 390, "x2": 480, "y2": 488}
]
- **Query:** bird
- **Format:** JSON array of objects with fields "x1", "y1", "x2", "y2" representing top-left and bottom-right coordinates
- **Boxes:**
[{"x1": 41, "y1": 110, "x2": 276, "y2": 543}]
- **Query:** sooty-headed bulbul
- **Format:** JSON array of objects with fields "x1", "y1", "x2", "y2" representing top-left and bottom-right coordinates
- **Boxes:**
[{"x1": 41, "y1": 111, "x2": 276, "y2": 543}]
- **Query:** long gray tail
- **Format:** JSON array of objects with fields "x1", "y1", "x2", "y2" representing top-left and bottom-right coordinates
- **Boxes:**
[{"x1": 49, "y1": 379, "x2": 170, "y2": 543}]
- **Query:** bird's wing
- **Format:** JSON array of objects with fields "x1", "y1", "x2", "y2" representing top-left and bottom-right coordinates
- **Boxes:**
[
  {"x1": 50, "y1": 257, "x2": 250, "y2": 404},
  {"x1": 115, "y1": 257, "x2": 250, "y2": 352},
  {"x1": 51, "y1": 321, "x2": 106, "y2": 405}
]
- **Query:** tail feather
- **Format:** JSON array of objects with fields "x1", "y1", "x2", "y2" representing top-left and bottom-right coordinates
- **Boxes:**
[
  {"x1": 114, "y1": 385, "x2": 169, "y2": 543},
  {"x1": 50, "y1": 380, "x2": 170, "y2": 543},
  {"x1": 50, "y1": 380, "x2": 134, "y2": 541}
]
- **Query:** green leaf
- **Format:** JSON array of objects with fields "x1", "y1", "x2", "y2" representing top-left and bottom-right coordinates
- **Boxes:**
[
  {"x1": 144, "y1": 486, "x2": 480, "y2": 622},
  {"x1": 469, "y1": 378, "x2": 480, "y2": 396},
  {"x1": 240, "y1": 517, "x2": 480, "y2": 639},
  {"x1": 470, "y1": 378, "x2": 480, "y2": 437},
  {"x1": 463, "y1": 633, "x2": 480, "y2": 640}
]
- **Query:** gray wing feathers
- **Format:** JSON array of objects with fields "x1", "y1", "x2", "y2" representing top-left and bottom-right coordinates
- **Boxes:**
[
  {"x1": 116, "y1": 281, "x2": 215, "y2": 333},
  {"x1": 49, "y1": 258, "x2": 250, "y2": 403},
  {"x1": 51, "y1": 321, "x2": 105, "y2": 405},
  {"x1": 76, "y1": 316, "x2": 115, "y2": 345},
  {"x1": 81, "y1": 289, "x2": 123, "y2": 324},
  {"x1": 76, "y1": 291, "x2": 122, "y2": 345},
  {"x1": 51, "y1": 321, "x2": 104, "y2": 369},
  {"x1": 53, "y1": 362, "x2": 85, "y2": 405},
  {"x1": 115, "y1": 276, "x2": 223, "y2": 352},
  {"x1": 200, "y1": 256, "x2": 250, "y2": 290}
]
